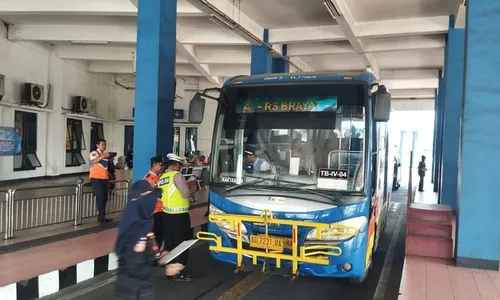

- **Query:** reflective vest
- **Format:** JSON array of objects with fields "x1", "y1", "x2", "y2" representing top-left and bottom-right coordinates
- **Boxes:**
[
  {"x1": 89, "y1": 150, "x2": 109, "y2": 180},
  {"x1": 143, "y1": 171, "x2": 163, "y2": 214},
  {"x1": 159, "y1": 171, "x2": 189, "y2": 214}
]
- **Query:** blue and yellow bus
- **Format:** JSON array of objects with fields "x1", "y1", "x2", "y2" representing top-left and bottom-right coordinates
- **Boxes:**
[{"x1": 196, "y1": 72, "x2": 393, "y2": 284}]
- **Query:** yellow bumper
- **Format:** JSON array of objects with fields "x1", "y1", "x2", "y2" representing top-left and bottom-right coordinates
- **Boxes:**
[{"x1": 196, "y1": 210, "x2": 359, "y2": 276}]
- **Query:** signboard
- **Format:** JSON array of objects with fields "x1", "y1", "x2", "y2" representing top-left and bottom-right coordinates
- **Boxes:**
[
  {"x1": 316, "y1": 168, "x2": 348, "y2": 190},
  {"x1": 0, "y1": 127, "x2": 22, "y2": 156},
  {"x1": 236, "y1": 97, "x2": 337, "y2": 113},
  {"x1": 174, "y1": 109, "x2": 184, "y2": 120}
]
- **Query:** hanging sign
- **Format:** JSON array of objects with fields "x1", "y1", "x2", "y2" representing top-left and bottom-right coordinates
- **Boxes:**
[{"x1": 0, "y1": 127, "x2": 22, "y2": 156}]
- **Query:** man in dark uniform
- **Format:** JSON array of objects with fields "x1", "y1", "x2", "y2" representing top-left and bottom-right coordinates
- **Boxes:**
[{"x1": 418, "y1": 155, "x2": 427, "y2": 192}]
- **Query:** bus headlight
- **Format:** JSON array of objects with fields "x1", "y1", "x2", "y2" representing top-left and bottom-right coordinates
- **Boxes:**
[
  {"x1": 209, "y1": 204, "x2": 247, "y2": 234},
  {"x1": 306, "y1": 216, "x2": 367, "y2": 241}
]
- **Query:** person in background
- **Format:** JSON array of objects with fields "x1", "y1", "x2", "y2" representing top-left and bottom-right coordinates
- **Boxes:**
[
  {"x1": 159, "y1": 153, "x2": 198, "y2": 282},
  {"x1": 418, "y1": 155, "x2": 428, "y2": 192},
  {"x1": 290, "y1": 138, "x2": 306, "y2": 169},
  {"x1": 126, "y1": 145, "x2": 134, "y2": 169},
  {"x1": 89, "y1": 139, "x2": 112, "y2": 224},
  {"x1": 143, "y1": 156, "x2": 165, "y2": 248},
  {"x1": 108, "y1": 155, "x2": 116, "y2": 190},
  {"x1": 114, "y1": 180, "x2": 183, "y2": 300}
]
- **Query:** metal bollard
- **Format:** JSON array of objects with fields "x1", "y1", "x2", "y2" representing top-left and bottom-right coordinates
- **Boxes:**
[
  {"x1": 4, "y1": 189, "x2": 15, "y2": 239},
  {"x1": 74, "y1": 183, "x2": 84, "y2": 226}
]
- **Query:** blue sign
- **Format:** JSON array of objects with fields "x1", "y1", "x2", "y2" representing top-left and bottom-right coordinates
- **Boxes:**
[
  {"x1": 0, "y1": 127, "x2": 22, "y2": 156},
  {"x1": 174, "y1": 109, "x2": 184, "y2": 119}
]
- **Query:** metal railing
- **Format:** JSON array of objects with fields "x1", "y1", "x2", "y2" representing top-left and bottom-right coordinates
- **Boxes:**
[{"x1": 0, "y1": 180, "x2": 130, "y2": 240}]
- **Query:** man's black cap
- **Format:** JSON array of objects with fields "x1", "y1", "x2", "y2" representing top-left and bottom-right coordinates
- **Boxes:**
[
  {"x1": 151, "y1": 156, "x2": 163, "y2": 165},
  {"x1": 129, "y1": 180, "x2": 162, "y2": 200}
]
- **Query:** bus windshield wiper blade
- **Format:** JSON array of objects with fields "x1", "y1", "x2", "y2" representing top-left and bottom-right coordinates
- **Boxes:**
[
  {"x1": 225, "y1": 178, "x2": 265, "y2": 191},
  {"x1": 281, "y1": 186, "x2": 342, "y2": 204}
]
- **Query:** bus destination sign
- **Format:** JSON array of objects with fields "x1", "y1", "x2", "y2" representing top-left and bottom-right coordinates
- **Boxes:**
[{"x1": 236, "y1": 97, "x2": 337, "y2": 113}]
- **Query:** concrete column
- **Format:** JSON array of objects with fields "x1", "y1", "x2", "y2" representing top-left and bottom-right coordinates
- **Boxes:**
[
  {"x1": 433, "y1": 75, "x2": 444, "y2": 193},
  {"x1": 251, "y1": 29, "x2": 272, "y2": 75},
  {"x1": 440, "y1": 15, "x2": 464, "y2": 211},
  {"x1": 272, "y1": 45, "x2": 290, "y2": 73},
  {"x1": 132, "y1": 0, "x2": 177, "y2": 182},
  {"x1": 456, "y1": 0, "x2": 500, "y2": 270},
  {"x1": 45, "y1": 56, "x2": 64, "y2": 176},
  {"x1": 431, "y1": 91, "x2": 437, "y2": 184}
]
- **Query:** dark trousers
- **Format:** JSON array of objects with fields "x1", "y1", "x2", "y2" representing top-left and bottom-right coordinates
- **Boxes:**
[
  {"x1": 418, "y1": 175, "x2": 424, "y2": 191},
  {"x1": 115, "y1": 277, "x2": 155, "y2": 300},
  {"x1": 163, "y1": 212, "x2": 192, "y2": 266},
  {"x1": 153, "y1": 213, "x2": 163, "y2": 248},
  {"x1": 90, "y1": 178, "x2": 109, "y2": 220}
]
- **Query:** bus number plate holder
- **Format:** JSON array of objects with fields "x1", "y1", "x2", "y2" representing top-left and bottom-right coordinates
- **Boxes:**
[{"x1": 250, "y1": 235, "x2": 289, "y2": 251}]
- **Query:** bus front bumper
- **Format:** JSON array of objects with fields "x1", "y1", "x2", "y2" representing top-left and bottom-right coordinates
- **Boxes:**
[{"x1": 197, "y1": 211, "x2": 368, "y2": 278}]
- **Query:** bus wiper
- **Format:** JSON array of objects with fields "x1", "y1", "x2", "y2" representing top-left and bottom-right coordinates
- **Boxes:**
[
  {"x1": 225, "y1": 178, "x2": 266, "y2": 192},
  {"x1": 281, "y1": 186, "x2": 343, "y2": 204}
]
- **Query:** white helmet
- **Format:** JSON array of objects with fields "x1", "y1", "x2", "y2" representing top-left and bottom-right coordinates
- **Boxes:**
[{"x1": 165, "y1": 153, "x2": 184, "y2": 164}]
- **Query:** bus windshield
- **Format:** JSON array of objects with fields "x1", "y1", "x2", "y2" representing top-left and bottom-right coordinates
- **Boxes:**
[{"x1": 211, "y1": 83, "x2": 368, "y2": 194}]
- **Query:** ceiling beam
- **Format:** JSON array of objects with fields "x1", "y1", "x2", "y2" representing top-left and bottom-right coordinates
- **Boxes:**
[
  {"x1": 7, "y1": 24, "x2": 248, "y2": 45},
  {"x1": 88, "y1": 61, "x2": 134, "y2": 74},
  {"x1": 8, "y1": 24, "x2": 137, "y2": 43},
  {"x1": 381, "y1": 69, "x2": 440, "y2": 80},
  {"x1": 287, "y1": 35, "x2": 445, "y2": 57},
  {"x1": 208, "y1": 65, "x2": 250, "y2": 77},
  {"x1": 175, "y1": 42, "x2": 219, "y2": 84},
  {"x1": 325, "y1": 0, "x2": 380, "y2": 78},
  {"x1": 389, "y1": 88, "x2": 436, "y2": 99},
  {"x1": 269, "y1": 25, "x2": 345, "y2": 44},
  {"x1": 184, "y1": 0, "x2": 263, "y2": 44},
  {"x1": 196, "y1": 45, "x2": 251, "y2": 65},
  {"x1": 363, "y1": 35, "x2": 445, "y2": 52},
  {"x1": 290, "y1": 57, "x2": 316, "y2": 72},
  {"x1": 128, "y1": 0, "x2": 218, "y2": 84},
  {"x1": 178, "y1": 26, "x2": 249, "y2": 45},
  {"x1": 269, "y1": 16, "x2": 449, "y2": 44},
  {"x1": 381, "y1": 78, "x2": 438, "y2": 90},
  {"x1": 53, "y1": 44, "x2": 191, "y2": 64},
  {"x1": 89, "y1": 61, "x2": 248, "y2": 78},
  {"x1": 392, "y1": 100, "x2": 434, "y2": 111},
  {"x1": 287, "y1": 42, "x2": 352, "y2": 56},
  {"x1": 89, "y1": 61, "x2": 202, "y2": 76},
  {"x1": 356, "y1": 16, "x2": 449, "y2": 39},
  {"x1": 455, "y1": 0, "x2": 466, "y2": 29},
  {"x1": 0, "y1": 0, "x2": 205, "y2": 17}
]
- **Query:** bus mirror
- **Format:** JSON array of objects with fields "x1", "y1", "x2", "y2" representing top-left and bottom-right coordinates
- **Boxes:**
[
  {"x1": 188, "y1": 93, "x2": 206, "y2": 124},
  {"x1": 373, "y1": 85, "x2": 391, "y2": 122}
]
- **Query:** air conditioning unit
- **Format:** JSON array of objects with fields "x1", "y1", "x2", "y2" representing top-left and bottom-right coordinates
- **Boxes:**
[
  {"x1": 0, "y1": 74, "x2": 5, "y2": 101},
  {"x1": 72, "y1": 96, "x2": 90, "y2": 113},
  {"x1": 22, "y1": 83, "x2": 44, "y2": 105}
]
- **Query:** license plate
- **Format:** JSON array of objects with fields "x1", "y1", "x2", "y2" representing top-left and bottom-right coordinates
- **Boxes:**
[{"x1": 249, "y1": 235, "x2": 293, "y2": 251}]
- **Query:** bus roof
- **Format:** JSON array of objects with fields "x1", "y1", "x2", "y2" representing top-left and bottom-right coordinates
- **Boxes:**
[{"x1": 223, "y1": 71, "x2": 377, "y2": 87}]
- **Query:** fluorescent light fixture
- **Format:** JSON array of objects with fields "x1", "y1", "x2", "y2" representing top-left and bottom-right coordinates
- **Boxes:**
[
  {"x1": 324, "y1": 0, "x2": 340, "y2": 19},
  {"x1": 209, "y1": 14, "x2": 235, "y2": 30},
  {"x1": 70, "y1": 40, "x2": 109, "y2": 45}
]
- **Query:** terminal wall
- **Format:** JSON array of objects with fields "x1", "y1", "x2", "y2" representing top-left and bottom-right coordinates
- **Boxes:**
[{"x1": 0, "y1": 36, "x2": 218, "y2": 181}]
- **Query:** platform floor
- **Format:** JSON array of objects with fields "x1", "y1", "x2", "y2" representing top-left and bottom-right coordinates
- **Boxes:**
[
  {"x1": 398, "y1": 256, "x2": 500, "y2": 300},
  {"x1": 14, "y1": 188, "x2": 409, "y2": 300},
  {"x1": 413, "y1": 177, "x2": 438, "y2": 205}
]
